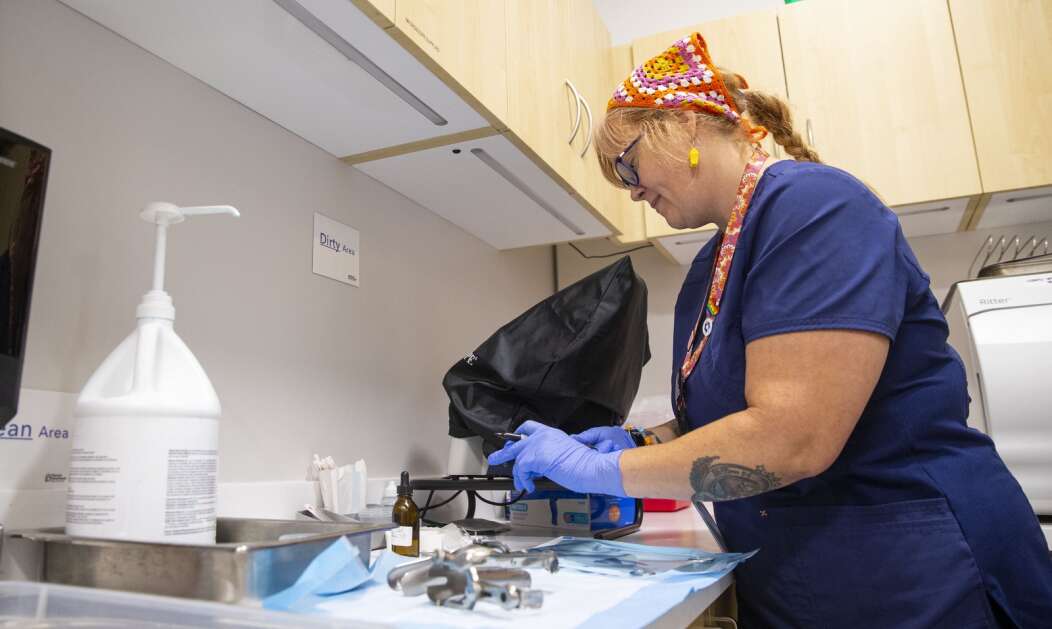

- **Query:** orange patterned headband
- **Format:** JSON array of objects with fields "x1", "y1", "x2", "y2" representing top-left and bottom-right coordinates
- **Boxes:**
[{"x1": 609, "y1": 33, "x2": 765, "y2": 138}]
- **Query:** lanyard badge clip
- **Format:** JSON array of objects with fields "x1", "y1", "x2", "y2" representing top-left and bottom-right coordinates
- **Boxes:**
[{"x1": 701, "y1": 316, "x2": 714, "y2": 338}]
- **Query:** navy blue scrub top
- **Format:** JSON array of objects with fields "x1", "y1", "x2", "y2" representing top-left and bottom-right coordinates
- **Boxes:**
[{"x1": 673, "y1": 160, "x2": 1052, "y2": 628}]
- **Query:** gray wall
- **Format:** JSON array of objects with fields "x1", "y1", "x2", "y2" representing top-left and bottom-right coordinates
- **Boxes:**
[
  {"x1": 0, "y1": 0, "x2": 553, "y2": 482},
  {"x1": 908, "y1": 219, "x2": 1052, "y2": 303}
]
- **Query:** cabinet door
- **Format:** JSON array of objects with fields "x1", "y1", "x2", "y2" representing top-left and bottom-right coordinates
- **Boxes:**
[
  {"x1": 505, "y1": 0, "x2": 581, "y2": 195},
  {"x1": 561, "y1": 0, "x2": 600, "y2": 209},
  {"x1": 950, "y1": 0, "x2": 1052, "y2": 192},
  {"x1": 606, "y1": 44, "x2": 648, "y2": 244},
  {"x1": 393, "y1": 0, "x2": 508, "y2": 124},
  {"x1": 779, "y1": 0, "x2": 981, "y2": 206},
  {"x1": 568, "y1": 0, "x2": 630, "y2": 235},
  {"x1": 632, "y1": 9, "x2": 786, "y2": 240},
  {"x1": 504, "y1": 1, "x2": 645, "y2": 238}
]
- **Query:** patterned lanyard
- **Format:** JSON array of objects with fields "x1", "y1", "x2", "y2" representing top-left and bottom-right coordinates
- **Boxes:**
[{"x1": 675, "y1": 145, "x2": 769, "y2": 423}]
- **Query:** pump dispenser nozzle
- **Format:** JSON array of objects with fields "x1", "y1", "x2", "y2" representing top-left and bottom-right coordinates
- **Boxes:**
[{"x1": 136, "y1": 202, "x2": 240, "y2": 320}]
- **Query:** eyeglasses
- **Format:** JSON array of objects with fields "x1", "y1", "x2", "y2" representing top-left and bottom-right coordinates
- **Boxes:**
[{"x1": 614, "y1": 136, "x2": 641, "y2": 188}]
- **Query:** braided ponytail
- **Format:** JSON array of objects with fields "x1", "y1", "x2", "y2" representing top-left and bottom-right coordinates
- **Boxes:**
[{"x1": 720, "y1": 69, "x2": 821, "y2": 163}]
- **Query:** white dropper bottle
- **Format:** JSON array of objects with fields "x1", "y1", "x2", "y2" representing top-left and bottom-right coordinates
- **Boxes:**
[{"x1": 66, "y1": 203, "x2": 239, "y2": 544}]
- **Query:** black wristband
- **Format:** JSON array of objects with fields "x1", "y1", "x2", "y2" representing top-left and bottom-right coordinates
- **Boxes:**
[{"x1": 627, "y1": 428, "x2": 648, "y2": 448}]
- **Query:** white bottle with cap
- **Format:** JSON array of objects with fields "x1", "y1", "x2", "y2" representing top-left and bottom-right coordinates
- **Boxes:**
[
  {"x1": 65, "y1": 202, "x2": 239, "y2": 543},
  {"x1": 382, "y1": 480, "x2": 398, "y2": 507}
]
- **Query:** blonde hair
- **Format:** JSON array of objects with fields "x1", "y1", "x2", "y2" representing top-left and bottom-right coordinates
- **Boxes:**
[{"x1": 596, "y1": 68, "x2": 820, "y2": 189}]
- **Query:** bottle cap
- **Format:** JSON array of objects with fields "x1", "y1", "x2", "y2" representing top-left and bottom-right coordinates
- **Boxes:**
[{"x1": 397, "y1": 471, "x2": 412, "y2": 497}]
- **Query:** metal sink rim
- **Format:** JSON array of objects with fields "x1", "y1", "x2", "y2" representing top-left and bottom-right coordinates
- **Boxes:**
[{"x1": 9, "y1": 516, "x2": 394, "y2": 552}]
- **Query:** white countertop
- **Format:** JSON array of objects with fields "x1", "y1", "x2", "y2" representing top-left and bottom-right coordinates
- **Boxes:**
[
  {"x1": 621, "y1": 504, "x2": 732, "y2": 628},
  {"x1": 487, "y1": 503, "x2": 731, "y2": 628},
  {"x1": 358, "y1": 503, "x2": 733, "y2": 629},
  {"x1": 622, "y1": 503, "x2": 723, "y2": 551}
]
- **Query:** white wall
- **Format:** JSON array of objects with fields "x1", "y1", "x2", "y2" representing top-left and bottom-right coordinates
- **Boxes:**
[
  {"x1": 0, "y1": 0, "x2": 553, "y2": 487},
  {"x1": 593, "y1": 0, "x2": 784, "y2": 45}
]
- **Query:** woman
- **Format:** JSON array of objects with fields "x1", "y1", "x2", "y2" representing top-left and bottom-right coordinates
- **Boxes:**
[{"x1": 489, "y1": 34, "x2": 1052, "y2": 627}]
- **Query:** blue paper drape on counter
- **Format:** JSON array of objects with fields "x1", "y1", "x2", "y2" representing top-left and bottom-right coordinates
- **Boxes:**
[{"x1": 535, "y1": 536, "x2": 756, "y2": 577}]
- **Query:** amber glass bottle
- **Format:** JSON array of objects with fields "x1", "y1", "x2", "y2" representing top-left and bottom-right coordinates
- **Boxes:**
[{"x1": 390, "y1": 471, "x2": 420, "y2": 557}]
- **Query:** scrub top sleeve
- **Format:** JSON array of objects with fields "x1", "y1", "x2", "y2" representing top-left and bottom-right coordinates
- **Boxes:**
[{"x1": 741, "y1": 171, "x2": 907, "y2": 344}]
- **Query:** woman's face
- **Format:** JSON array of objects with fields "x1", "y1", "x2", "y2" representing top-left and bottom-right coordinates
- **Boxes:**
[{"x1": 622, "y1": 131, "x2": 740, "y2": 230}]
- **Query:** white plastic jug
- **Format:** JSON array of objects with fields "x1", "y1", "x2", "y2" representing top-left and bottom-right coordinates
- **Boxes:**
[{"x1": 66, "y1": 202, "x2": 239, "y2": 543}]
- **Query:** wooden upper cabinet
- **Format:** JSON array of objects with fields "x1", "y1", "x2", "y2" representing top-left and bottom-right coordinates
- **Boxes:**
[
  {"x1": 632, "y1": 9, "x2": 786, "y2": 240},
  {"x1": 607, "y1": 44, "x2": 648, "y2": 245},
  {"x1": 505, "y1": 1, "x2": 581, "y2": 190},
  {"x1": 570, "y1": 1, "x2": 653, "y2": 241},
  {"x1": 560, "y1": 0, "x2": 599, "y2": 205},
  {"x1": 391, "y1": 0, "x2": 509, "y2": 125},
  {"x1": 779, "y1": 0, "x2": 981, "y2": 206},
  {"x1": 571, "y1": 0, "x2": 624, "y2": 231},
  {"x1": 504, "y1": 0, "x2": 621, "y2": 233},
  {"x1": 950, "y1": 0, "x2": 1052, "y2": 193}
]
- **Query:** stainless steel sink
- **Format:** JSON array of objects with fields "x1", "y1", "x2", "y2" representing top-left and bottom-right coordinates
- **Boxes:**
[{"x1": 10, "y1": 517, "x2": 393, "y2": 604}]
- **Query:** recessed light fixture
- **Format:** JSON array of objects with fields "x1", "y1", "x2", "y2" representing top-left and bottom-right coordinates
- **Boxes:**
[
  {"x1": 897, "y1": 205, "x2": 951, "y2": 217},
  {"x1": 470, "y1": 148, "x2": 585, "y2": 236},
  {"x1": 1005, "y1": 192, "x2": 1052, "y2": 204},
  {"x1": 274, "y1": 0, "x2": 448, "y2": 126}
]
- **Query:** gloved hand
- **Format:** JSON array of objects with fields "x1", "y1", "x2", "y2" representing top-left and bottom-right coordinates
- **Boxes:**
[
  {"x1": 487, "y1": 420, "x2": 627, "y2": 496},
  {"x1": 572, "y1": 426, "x2": 636, "y2": 453}
]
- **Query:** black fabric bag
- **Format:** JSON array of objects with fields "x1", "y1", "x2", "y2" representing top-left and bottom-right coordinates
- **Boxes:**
[{"x1": 443, "y1": 257, "x2": 651, "y2": 453}]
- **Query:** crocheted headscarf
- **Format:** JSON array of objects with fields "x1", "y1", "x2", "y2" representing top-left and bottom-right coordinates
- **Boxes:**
[{"x1": 609, "y1": 32, "x2": 765, "y2": 139}]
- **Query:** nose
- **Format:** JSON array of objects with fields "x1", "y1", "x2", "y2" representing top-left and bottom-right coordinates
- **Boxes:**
[{"x1": 629, "y1": 185, "x2": 646, "y2": 202}]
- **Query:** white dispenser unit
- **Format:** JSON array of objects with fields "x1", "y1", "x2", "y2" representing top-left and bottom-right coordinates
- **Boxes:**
[
  {"x1": 945, "y1": 271, "x2": 1052, "y2": 516},
  {"x1": 66, "y1": 203, "x2": 239, "y2": 543}
]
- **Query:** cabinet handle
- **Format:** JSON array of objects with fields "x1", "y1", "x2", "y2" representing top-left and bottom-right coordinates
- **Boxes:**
[
  {"x1": 565, "y1": 80, "x2": 583, "y2": 145},
  {"x1": 806, "y1": 118, "x2": 815, "y2": 148},
  {"x1": 579, "y1": 96, "x2": 594, "y2": 158}
]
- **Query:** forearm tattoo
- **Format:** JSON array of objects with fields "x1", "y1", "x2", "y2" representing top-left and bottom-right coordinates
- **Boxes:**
[{"x1": 689, "y1": 456, "x2": 782, "y2": 501}]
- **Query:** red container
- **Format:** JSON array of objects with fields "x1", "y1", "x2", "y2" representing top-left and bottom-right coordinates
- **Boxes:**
[{"x1": 643, "y1": 498, "x2": 690, "y2": 512}]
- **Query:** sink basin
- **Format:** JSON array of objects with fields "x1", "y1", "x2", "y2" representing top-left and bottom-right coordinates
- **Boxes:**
[{"x1": 10, "y1": 517, "x2": 393, "y2": 604}]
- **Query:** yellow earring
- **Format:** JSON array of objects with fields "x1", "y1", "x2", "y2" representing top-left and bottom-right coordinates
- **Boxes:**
[{"x1": 689, "y1": 147, "x2": 700, "y2": 168}]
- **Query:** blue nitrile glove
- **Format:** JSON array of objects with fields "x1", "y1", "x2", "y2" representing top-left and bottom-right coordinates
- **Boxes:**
[
  {"x1": 572, "y1": 426, "x2": 636, "y2": 453},
  {"x1": 487, "y1": 420, "x2": 627, "y2": 496}
]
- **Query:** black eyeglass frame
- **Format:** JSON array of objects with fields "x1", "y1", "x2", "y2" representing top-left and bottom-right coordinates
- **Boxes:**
[{"x1": 614, "y1": 136, "x2": 642, "y2": 188}]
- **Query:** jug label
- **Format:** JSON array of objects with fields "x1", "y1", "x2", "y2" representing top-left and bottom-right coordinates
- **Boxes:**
[
  {"x1": 165, "y1": 448, "x2": 218, "y2": 537},
  {"x1": 66, "y1": 415, "x2": 218, "y2": 543},
  {"x1": 66, "y1": 447, "x2": 119, "y2": 526}
]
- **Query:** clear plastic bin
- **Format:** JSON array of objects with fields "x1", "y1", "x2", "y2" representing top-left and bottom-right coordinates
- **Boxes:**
[{"x1": 0, "y1": 581, "x2": 364, "y2": 628}]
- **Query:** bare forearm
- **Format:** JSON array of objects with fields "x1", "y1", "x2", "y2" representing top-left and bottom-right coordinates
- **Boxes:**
[
  {"x1": 621, "y1": 330, "x2": 885, "y2": 501},
  {"x1": 620, "y1": 408, "x2": 815, "y2": 501}
]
